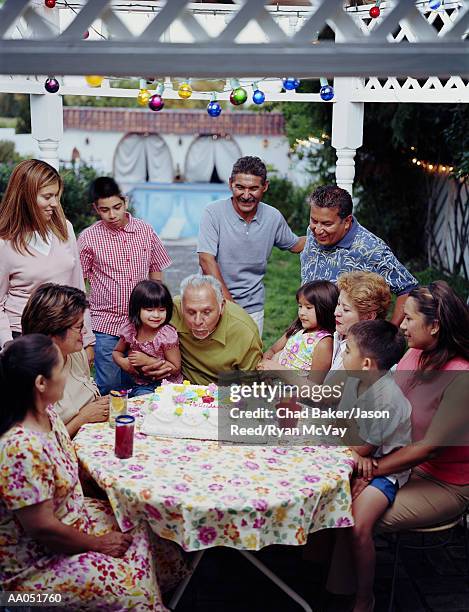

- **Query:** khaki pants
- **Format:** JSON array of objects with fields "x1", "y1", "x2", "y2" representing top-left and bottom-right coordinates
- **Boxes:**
[{"x1": 326, "y1": 468, "x2": 469, "y2": 594}]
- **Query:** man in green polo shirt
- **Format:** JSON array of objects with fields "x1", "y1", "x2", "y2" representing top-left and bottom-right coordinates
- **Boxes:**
[{"x1": 142, "y1": 274, "x2": 262, "y2": 385}]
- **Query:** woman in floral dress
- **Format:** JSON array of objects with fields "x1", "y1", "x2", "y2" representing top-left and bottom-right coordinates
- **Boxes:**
[{"x1": 0, "y1": 334, "x2": 167, "y2": 611}]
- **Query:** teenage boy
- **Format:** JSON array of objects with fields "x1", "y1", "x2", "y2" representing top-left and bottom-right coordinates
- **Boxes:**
[
  {"x1": 78, "y1": 177, "x2": 171, "y2": 395},
  {"x1": 340, "y1": 319, "x2": 411, "y2": 612}
]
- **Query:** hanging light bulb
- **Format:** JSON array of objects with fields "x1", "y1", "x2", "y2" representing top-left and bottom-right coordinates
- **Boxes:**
[
  {"x1": 252, "y1": 82, "x2": 265, "y2": 105},
  {"x1": 283, "y1": 78, "x2": 301, "y2": 91},
  {"x1": 178, "y1": 80, "x2": 193, "y2": 99},
  {"x1": 44, "y1": 77, "x2": 60, "y2": 93},
  {"x1": 149, "y1": 83, "x2": 165, "y2": 112},
  {"x1": 85, "y1": 75, "x2": 104, "y2": 88},
  {"x1": 369, "y1": 1, "x2": 381, "y2": 18},
  {"x1": 207, "y1": 93, "x2": 222, "y2": 117},
  {"x1": 229, "y1": 78, "x2": 247, "y2": 106},
  {"x1": 137, "y1": 80, "x2": 150, "y2": 107},
  {"x1": 319, "y1": 77, "x2": 334, "y2": 101}
]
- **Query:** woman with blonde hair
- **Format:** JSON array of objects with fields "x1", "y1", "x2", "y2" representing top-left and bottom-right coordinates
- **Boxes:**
[
  {"x1": 332, "y1": 271, "x2": 392, "y2": 370},
  {"x1": 0, "y1": 159, "x2": 93, "y2": 352}
]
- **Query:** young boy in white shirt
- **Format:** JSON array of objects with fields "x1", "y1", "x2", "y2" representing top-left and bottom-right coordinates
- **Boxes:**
[{"x1": 340, "y1": 319, "x2": 411, "y2": 612}]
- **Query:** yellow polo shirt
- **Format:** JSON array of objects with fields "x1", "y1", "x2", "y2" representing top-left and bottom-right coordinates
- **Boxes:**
[{"x1": 171, "y1": 297, "x2": 262, "y2": 385}]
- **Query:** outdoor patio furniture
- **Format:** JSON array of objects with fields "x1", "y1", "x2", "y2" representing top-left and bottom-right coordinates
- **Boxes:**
[{"x1": 387, "y1": 509, "x2": 469, "y2": 612}]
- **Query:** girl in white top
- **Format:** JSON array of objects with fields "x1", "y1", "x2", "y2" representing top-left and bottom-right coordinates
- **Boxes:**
[
  {"x1": 0, "y1": 159, "x2": 93, "y2": 352},
  {"x1": 259, "y1": 280, "x2": 338, "y2": 383}
]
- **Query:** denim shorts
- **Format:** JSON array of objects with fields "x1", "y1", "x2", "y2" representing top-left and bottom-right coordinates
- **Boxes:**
[{"x1": 369, "y1": 476, "x2": 399, "y2": 505}]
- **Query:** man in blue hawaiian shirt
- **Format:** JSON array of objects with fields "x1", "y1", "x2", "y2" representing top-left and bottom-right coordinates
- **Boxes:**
[{"x1": 300, "y1": 185, "x2": 418, "y2": 325}]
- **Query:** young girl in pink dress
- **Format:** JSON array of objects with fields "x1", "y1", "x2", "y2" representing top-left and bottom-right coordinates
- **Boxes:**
[
  {"x1": 260, "y1": 280, "x2": 339, "y2": 382},
  {"x1": 113, "y1": 280, "x2": 183, "y2": 397}
]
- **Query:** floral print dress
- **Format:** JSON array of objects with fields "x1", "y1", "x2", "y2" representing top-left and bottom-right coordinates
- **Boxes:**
[
  {"x1": 278, "y1": 329, "x2": 332, "y2": 371},
  {"x1": 0, "y1": 406, "x2": 167, "y2": 611}
]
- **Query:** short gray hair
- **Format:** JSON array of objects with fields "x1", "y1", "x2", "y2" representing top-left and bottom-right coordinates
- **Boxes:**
[{"x1": 180, "y1": 274, "x2": 224, "y2": 305}]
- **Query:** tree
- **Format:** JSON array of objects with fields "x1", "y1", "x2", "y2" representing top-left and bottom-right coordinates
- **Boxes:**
[{"x1": 271, "y1": 86, "x2": 468, "y2": 268}]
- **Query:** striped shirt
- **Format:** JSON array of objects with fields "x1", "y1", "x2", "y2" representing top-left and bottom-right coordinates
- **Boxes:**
[{"x1": 78, "y1": 213, "x2": 171, "y2": 336}]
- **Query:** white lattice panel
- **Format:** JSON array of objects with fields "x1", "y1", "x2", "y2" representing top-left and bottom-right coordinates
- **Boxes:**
[{"x1": 0, "y1": 0, "x2": 467, "y2": 78}]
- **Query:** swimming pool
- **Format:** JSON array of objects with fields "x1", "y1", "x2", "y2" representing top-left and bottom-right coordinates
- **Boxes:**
[{"x1": 129, "y1": 183, "x2": 231, "y2": 242}]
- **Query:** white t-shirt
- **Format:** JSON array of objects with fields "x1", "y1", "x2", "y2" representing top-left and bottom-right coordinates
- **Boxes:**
[{"x1": 340, "y1": 372, "x2": 412, "y2": 487}]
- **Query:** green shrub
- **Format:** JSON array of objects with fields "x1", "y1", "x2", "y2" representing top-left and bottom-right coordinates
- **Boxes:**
[
  {"x1": 0, "y1": 140, "x2": 23, "y2": 164},
  {"x1": 263, "y1": 175, "x2": 313, "y2": 235},
  {"x1": 60, "y1": 165, "x2": 99, "y2": 234}
]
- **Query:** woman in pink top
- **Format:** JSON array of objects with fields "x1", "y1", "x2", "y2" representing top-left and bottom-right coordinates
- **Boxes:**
[
  {"x1": 0, "y1": 159, "x2": 94, "y2": 352},
  {"x1": 361, "y1": 281, "x2": 469, "y2": 531}
]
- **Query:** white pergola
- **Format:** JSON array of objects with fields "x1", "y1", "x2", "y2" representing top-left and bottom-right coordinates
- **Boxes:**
[{"x1": 0, "y1": 0, "x2": 468, "y2": 194}]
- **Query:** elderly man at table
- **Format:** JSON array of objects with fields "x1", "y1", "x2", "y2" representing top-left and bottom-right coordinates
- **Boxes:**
[
  {"x1": 300, "y1": 185, "x2": 418, "y2": 325},
  {"x1": 141, "y1": 274, "x2": 262, "y2": 385}
]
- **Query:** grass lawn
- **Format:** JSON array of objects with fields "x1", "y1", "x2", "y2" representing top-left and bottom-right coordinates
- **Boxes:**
[
  {"x1": 0, "y1": 117, "x2": 17, "y2": 128},
  {"x1": 262, "y1": 250, "x2": 469, "y2": 349},
  {"x1": 263, "y1": 249, "x2": 302, "y2": 349}
]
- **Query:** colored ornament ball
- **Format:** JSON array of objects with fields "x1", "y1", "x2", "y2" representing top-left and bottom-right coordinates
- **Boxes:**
[
  {"x1": 369, "y1": 5, "x2": 381, "y2": 18},
  {"x1": 45, "y1": 0, "x2": 56, "y2": 7},
  {"x1": 283, "y1": 78, "x2": 300, "y2": 91},
  {"x1": 85, "y1": 75, "x2": 104, "y2": 87},
  {"x1": 44, "y1": 77, "x2": 60, "y2": 93},
  {"x1": 428, "y1": 0, "x2": 441, "y2": 9},
  {"x1": 178, "y1": 82, "x2": 193, "y2": 99},
  {"x1": 252, "y1": 89, "x2": 265, "y2": 105},
  {"x1": 82, "y1": 30, "x2": 90, "y2": 39},
  {"x1": 148, "y1": 94, "x2": 165, "y2": 112},
  {"x1": 319, "y1": 85, "x2": 334, "y2": 101},
  {"x1": 207, "y1": 101, "x2": 222, "y2": 117},
  {"x1": 230, "y1": 87, "x2": 248, "y2": 106},
  {"x1": 137, "y1": 89, "x2": 150, "y2": 107}
]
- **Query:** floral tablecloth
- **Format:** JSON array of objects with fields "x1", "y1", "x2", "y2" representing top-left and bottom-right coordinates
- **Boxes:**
[{"x1": 74, "y1": 397, "x2": 354, "y2": 552}]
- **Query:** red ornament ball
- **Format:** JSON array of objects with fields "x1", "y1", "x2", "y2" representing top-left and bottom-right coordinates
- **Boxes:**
[
  {"x1": 82, "y1": 30, "x2": 90, "y2": 39},
  {"x1": 45, "y1": 0, "x2": 56, "y2": 8},
  {"x1": 369, "y1": 5, "x2": 380, "y2": 18}
]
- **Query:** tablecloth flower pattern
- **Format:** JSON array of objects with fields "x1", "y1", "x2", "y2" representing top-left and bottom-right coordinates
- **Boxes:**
[{"x1": 74, "y1": 399, "x2": 354, "y2": 552}]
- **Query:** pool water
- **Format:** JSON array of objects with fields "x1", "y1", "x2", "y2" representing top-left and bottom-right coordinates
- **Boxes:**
[{"x1": 130, "y1": 183, "x2": 231, "y2": 241}]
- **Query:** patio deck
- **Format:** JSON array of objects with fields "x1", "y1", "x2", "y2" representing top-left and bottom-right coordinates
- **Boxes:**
[
  {"x1": 163, "y1": 246, "x2": 469, "y2": 612},
  {"x1": 168, "y1": 530, "x2": 469, "y2": 612}
]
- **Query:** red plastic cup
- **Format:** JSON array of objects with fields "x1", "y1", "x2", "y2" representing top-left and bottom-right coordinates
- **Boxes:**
[
  {"x1": 115, "y1": 415, "x2": 135, "y2": 459},
  {"x1": 275, "y1": 398, "x2": 302, "y2": 430}
]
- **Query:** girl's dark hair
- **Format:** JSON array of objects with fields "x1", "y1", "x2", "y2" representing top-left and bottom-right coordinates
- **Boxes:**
[
  {"x1": 285, "y1": 280, "x2": 339, "y2": 338},
  {"x1": 0, "y1": 334, "x2": 60, "y2": 437},
  {"x1": 128, "y1": 280, "x2": 174, "y2": 328},
  {"x1": 409, "y1": 281, "x2": 469, "y2": 371}
]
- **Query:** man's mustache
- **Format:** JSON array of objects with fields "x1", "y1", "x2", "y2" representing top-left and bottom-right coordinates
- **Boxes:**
[{"x1": 239, "y1": 197, "x2": 256, "y2": 203}]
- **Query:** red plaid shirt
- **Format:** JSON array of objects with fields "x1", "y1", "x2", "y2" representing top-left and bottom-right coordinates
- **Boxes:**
[{"x1": 78, "y1": 213, "x2": 171, "y2": 336}]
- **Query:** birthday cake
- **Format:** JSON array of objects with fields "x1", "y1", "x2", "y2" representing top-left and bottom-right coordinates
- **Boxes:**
[{"x1": 141, "y1": 380, "x2": 220, "y2": 440}]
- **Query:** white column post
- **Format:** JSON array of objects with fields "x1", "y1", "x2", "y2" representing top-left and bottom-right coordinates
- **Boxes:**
[
  {"x1": 331, "y1": 77, "x2": 364, "y2": 196},
  {"x1": 30, "y1": 93, "x2": 63, "y2": 171}
]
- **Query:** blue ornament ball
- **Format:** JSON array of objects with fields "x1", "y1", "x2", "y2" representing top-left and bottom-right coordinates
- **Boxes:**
[
  {"x1": 44, "y1": 77, "x2": 60, "y2": 93},
  {"x1": 428, "y1": 0, "x2": 441, "y2": 9},
  {"x1": 283, "y1": 78, "x2": 300, "y2": 91},
  {"x1": 207, "y1": 101, "x2": 222, "y2": 117},
  {"x1": 252, "y1": 89, "x2": 265, "y2": 105},
  {"x1": 320, "y1": 85, "x2": 334, "y2": 101}
]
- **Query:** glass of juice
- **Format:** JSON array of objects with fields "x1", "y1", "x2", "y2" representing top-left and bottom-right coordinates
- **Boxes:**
[
  {"x1": 115, "y1": 415, "x2": 135, "y2": 459},
  {"x1": 109, "y1": 390, "x2": 128, "y2": 427}
]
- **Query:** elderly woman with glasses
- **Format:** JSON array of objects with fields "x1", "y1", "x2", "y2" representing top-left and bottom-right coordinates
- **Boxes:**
[{"x1": 21, "y1": 283, "x2": 108, "y2": 436}]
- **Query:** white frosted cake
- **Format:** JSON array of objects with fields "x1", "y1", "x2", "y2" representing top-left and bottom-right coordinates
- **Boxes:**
[{"x1": 141, "y1": 380, "x2": 219, "y2": 440}]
